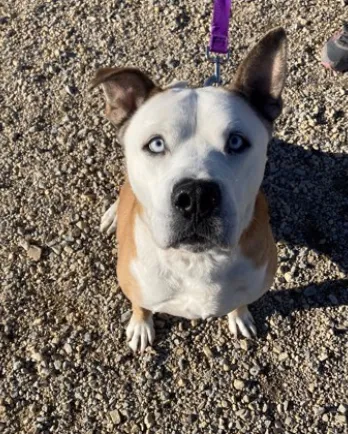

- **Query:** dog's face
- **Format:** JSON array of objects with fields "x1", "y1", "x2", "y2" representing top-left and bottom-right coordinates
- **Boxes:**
[
  {"x1": 124, "y1": 87, "x2": 270, "y2": 251},
  {"x1": 92, "y1": 28, "x2": 287, "y2": 252}
]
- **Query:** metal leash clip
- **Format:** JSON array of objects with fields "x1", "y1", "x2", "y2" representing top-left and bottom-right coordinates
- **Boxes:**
[
  {"x1": 204, "y1": 0, "x2": 232, "y2": 87},
  {"x1": 204, "y1": 47, "x2": 230, "y2": 86}
]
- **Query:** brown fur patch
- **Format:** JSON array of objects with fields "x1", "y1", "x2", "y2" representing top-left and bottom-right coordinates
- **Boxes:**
[
  {"x1": 90, "y1": 67, "x2": 162, "y2": 129},
  {"x1": 230, "y1": 27, "x2": 287, "y2": 122},
  {"x1": 116, "y1": 181, "x2": 144, "y2": 308},
  {"x1": 239, "y1": 191, "x2": 277, "y2": 285}
]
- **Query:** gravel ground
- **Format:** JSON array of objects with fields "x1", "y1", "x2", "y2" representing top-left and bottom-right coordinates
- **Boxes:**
[{"x1": 1, "y1": 1, "x2": 348, "y2": 433}]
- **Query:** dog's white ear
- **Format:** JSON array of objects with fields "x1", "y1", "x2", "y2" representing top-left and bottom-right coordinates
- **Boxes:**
[
  {"x1": 90, "y1": 68, "x2": 160, "y2": 127},
  {"x1": 231, "y1": 28, "x2": 287, "y2": 122}
]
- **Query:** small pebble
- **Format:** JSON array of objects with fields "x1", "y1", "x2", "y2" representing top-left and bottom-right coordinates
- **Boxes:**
[
  {"x1": 63, "y1": 343, "x2": 72, "y2": 355},
  {"x1": 144, "y1": 412, "x2": 155, "y2": 428},
  {"x1": 109, "y1": 409, "x2": 121, "y2": 425},
  {"x1": 27, "y1": 245, "x2": 42, "y2": 261},
  {"x1": 240, "y1": 340, "x2": 251, "y2": 351},
  {"x1": 336, "y1": 414, "x2": 347, "y2": 424},
  {"x1": 54, "y1": 360, "x2": 62, "y2": 370},
  {"x1": 284, "y1": 272, "x2": 292, "y2": 282},
  {"x1": 233, "y1": 379, "x2": 245, "y2": 391},
  {"x1": 279, "y1": 352, "x2": 289, "y2": 362},
  {"x1": 203, "y1": 345, "x2": 214, "y2": 359},
  {"x1": 338, "y1": 404, "x2": 348, "y2": 415}
]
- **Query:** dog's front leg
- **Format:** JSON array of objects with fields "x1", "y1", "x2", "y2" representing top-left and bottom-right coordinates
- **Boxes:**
[
  {"x1": 100, "y1": 199, "x2": 119, "y2": 235},
  {"x1": 228, "y1": 305, "x2": 257, "y2": 339},
  {"x1": 126, "y1": 305, "x2": 155, "y2": 353}
]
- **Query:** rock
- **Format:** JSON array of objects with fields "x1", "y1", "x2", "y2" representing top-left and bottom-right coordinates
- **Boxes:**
[
  {"x1": 203, "y1": 345, "x2": 214, "y2": 359},
  {"x1": 336, "y1": 414, "x2": 347, "y2": 424},
  {"x1": 338, "y1": 404, "x2": 348, "y2": 415},
  {"x1": 176, "y1": 347, "x2": 185, "y2": 357},
  {"x1": 250, "y1": 365, "x2": 261, "y2": 376},
  {"x1": 314, "y1": 406, "x2": 325, "y2": 416},
  {"x1": 18, "y1": 239, "x2": 30, "y2": 251},
  {"x1": 233, "y1": 379, "x2": 245, "y2": 391},
  {"x1": 285, "y1": 416, "x2": 293, "y2": 426},
  {"x1": 236, "y1": 409, "x2": 250, "y2": 420},
  {"x1": 109, "y1": 409, "x2": 121, "y2": 425},
  {"x1": 53, "y1": 360, "x2": 62, "y2": 370},
  {"x1": 30, "y1": 351, "x2": 43, "y2": 362},
  {"x1": 13, "y1": 360, "x2": 22, "y2": 370},
  {"x1": 177, "y1": 378, "x2": 185, "y2": 387},
  {"x1": 63, "y1": 343, "x2": 72, "y2": 355},
  {"x1": 27, "y1": 245, "x2": 42, "y2": 261},
  {"x1": 76, "y1": 221, "x2": 86, "y2": 230},
  {"x1": 318, "y1": 351, "x2": 328, "y2": 362},
  {"x1": 284, "y1": 272, "x2": 292, "y2": 282},
  {"x1": 279, "y1": 352, "x2": 289, "y2": 362},
  {"x1": 240, "y1": 340, "x2": 251, "y2": 351},
  {"x1": 51, "y1": 245, "x2": 62, "y2": 255},
  {"x1": 64, "y1": 245, "x2": 74, "y2": 255},
  {"x1": 144, "y1": 412, "x2": 155, "y2": 428},
  {"x1": 322, "y1": 414, "x2": 329, "y2": 422}
]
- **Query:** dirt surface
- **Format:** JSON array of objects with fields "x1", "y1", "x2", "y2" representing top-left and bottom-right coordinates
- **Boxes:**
[{"x1": 1, "y1": 0, "x2": 348, "y2": 433}]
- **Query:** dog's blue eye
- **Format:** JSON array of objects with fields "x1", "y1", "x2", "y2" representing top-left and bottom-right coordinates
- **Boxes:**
[
  {"x1": 147, "y1": 137, "x2": 166, "y2": 154},
  {"x1": 226, "y1": 133, "x2": 249, "y2": 154}
]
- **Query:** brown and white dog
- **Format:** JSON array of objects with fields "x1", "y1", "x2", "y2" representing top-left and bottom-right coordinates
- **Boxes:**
[{"x1": 92, "y1": 28, "x2": 287, "y2": 352}]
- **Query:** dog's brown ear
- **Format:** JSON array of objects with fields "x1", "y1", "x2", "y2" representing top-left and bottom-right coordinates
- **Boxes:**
[
  {"x1": 231, "y1": 27, "x2": 287, "y2": 122},
  {"x1": 90, "y1": 67, "x2": 160, "y2": 127}
]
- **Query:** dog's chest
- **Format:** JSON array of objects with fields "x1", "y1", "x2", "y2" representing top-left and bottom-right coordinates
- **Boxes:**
[{"x1": 131, "y1": 245, "x2": 266, "y2": 319}]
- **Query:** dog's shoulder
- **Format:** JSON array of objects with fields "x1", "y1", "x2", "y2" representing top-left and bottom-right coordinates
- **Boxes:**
[
  {"x1": 116, "y1": 180, "x2": 139, "y2": 240},
  {"x1": 239, "y1": 191, "x2": 277, "y2": 279},
  {"x1": 116, "y1": 181, "x2": 144, "y2": 304}
]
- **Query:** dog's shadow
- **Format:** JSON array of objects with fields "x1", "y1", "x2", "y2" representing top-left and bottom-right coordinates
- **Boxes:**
[{"x1": 254, "y1": 137, "x2": 348, "y2": 327}]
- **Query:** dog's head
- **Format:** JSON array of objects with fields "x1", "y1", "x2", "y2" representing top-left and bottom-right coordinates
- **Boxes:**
[{"x1": 92, "y1": 28, "x2": 287, "y2": 252}]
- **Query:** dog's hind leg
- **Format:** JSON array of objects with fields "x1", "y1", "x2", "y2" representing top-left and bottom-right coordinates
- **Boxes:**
[{"x1": 100, "y1": 199, "x2": 119, "y2": 235}]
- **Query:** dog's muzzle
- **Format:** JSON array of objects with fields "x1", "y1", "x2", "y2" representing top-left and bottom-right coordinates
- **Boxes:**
[
  {"x1": 172, "y1": 178, "x2": 221, "y2": 220},
  {"x1": 170, "y1": 178, "x2": 225, "y2": 251}
]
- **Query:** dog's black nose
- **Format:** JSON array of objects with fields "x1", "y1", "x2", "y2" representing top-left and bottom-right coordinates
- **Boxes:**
[{"x1": 172, "y1": 178, "x2": 221, "y2": 220}]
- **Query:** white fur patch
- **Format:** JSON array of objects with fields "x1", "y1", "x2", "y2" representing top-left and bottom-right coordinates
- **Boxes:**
[
  {"x1": 131, "y1": 215, "x2": 268, "y2": 320},
  {"x1": 228, "y1": 305, "x2": 257, "y2": 338},
  {"x1": 126, "y1": 312, "x2": 155, "y2": 353}
]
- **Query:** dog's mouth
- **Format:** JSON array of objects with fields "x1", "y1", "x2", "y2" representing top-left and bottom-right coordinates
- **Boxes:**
[
  {"x1": 170, "y1": 234, "x2": 214, "y2": 252},
  {"x1": 169, "y1": 223, "x2": 226, "y2": 252},
  {"x1": 179, "y1": 233, "x2": 212, "y2": 250}
]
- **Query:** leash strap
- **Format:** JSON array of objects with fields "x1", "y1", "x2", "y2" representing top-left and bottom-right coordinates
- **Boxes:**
[{"x1": 209, "y1": 0, "x2": 232, "y2": 54}]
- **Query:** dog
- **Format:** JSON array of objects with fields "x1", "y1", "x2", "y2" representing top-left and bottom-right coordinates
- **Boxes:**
[{"x1": 91, "y1": 28, "x2": 287, "y2": 352}]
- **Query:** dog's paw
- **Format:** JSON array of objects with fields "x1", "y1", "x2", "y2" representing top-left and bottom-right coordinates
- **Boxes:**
[
  {"x1": 126, "y1": 314, "x2": 155, "y2": 353},
  {"x1": 228, "y1": 306, "x2": 257, "y2": 339},
  {"x1": 100, "y1": 200, "x2": 118, "y2": 236}
]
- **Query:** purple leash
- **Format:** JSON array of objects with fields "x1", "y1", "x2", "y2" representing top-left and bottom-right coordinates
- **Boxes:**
[{"x1": 205, "y1": 0, "x2": 232, "y2": 86}]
